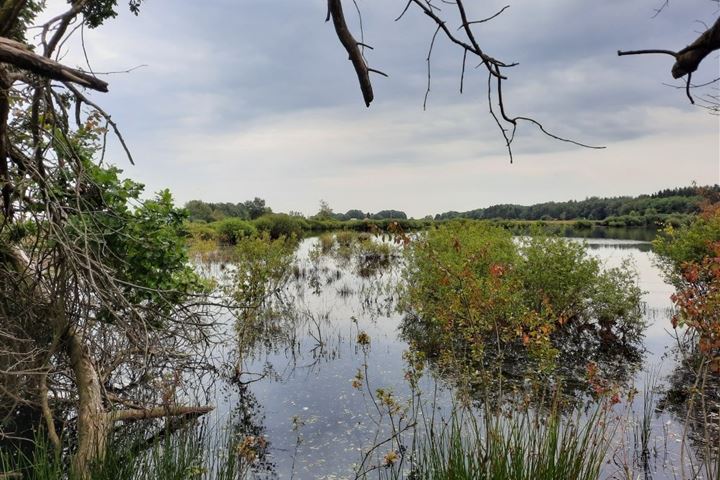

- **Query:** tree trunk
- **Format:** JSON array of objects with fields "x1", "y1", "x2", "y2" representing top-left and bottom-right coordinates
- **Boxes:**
[{"x1": 66, "y1": 330, "x2": 109, "y2": 479}]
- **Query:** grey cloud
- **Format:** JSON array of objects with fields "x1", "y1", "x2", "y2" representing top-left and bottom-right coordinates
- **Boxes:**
[{"x1": 63, "y1": 0, "x2": 719, "y2": 215}]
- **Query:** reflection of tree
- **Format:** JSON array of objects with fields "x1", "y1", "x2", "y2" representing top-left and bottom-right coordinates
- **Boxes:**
[
  {"x1": 657, "y1": 342, "x2": 720, "y2": 468},
  {"x1": 224, "y1": 380, "x2": 276, "y2": 478},
  {"x1": 401, "y1": 313, "x2": 645, "y2": 405},
  {"x1": 230, "y1": 236, "x2": 403, "y2": 379}
]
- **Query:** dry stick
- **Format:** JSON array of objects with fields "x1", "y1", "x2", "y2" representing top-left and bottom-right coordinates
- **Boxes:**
[
  {"x1": 0, "y1": 473, "x2": 23, "y2": 480},
  {"x1": 663, "y1": 76, "x2": 720, "y2": 89},
  {"x1": 327, "y1": 0, "x2": 374, "y2": 107},
  {"x1": 351, "y1": 0, "x2": 365, "y2": 58},
  {"x1": 457, "y1": 4, "x2": 510, "y2": 29},
  {"x1": 424, "y1": 25, "x2": 441, "y2": 110},
  {"x1": 460, "y1": 49, "x2": 467, "y2": 93},
  {"x1": 487, "y1": 73, "x2": 514, "y2": 163},
  {"x1": 64, "y1": 82, "x2": 134, "y2": 165},
  {"x1": 0, "y1": 37, "x2": 107, "y2": 91},
  {"x1": 495, "y1": 73, "x2": 605, "y2": 151},
  {"x1": 618, "y1": 16, "x2": 720, "y2": 80},
  {"x1": 408, "y1": 0, "x2": 510, "y2": 79},
  {"x1": 685, "y1": 72, "x2": 695, "y2": 104},
  {"x1": 673, "y1": 16, "x2": 720, "y2": 78}
]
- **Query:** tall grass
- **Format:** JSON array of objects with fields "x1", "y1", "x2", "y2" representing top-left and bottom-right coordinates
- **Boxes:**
[
  {"x1": 403, "y1": 404, "x2": 611, "y2": 480},
  {"x1": 0, "y1": 421, "x2": 251, "y2": 480}
]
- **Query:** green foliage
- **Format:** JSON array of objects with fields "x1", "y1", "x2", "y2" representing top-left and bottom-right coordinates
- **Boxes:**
[
  {"x1": 313, "y1": 199, "x2": 335, "y2": 221},
  {"x1": 653, "y1": 204, "x2": 720, "y2": 359},
  {"x1": 434, "y1": 185, "x2": 717, "y2": 222},
  {"x1": 231, "y1": 233, "x2": 296, "y2": 306},
  {"x1": 244, "y1": 197, "x2": 271, "y2": 220},
  {"x1": 253, "y1": 213, "x2": 307, "y2": 240},
  {"x1": 402, "y1": 222, "x2": 643, "y2": 372},
  {"x1": 371, "y1": 210, "x2": 408, "y2": 220},
  {"x1": 345, "y1": 209, "x2": 366, "y2": 220},
  {"x1": 653, "y1": 206, "x2": 720, "y2": 288},
  {"x1": 1, "y1": 0, "x2": 43, "y2": 42},
  {"x1": 184, "y1": 222, "x2": 218, "y2": 242},
  {"x1": 0, "y1": 423, "x2": 249, "y2": 480},
  {"x1": 63, "y1": 164, "x2": 208, "y2": 321},
  {"x1": 183, "y1": 198, "x2": 271, "y2": 222},
  {"x1": 81, "y1": 0, "x2": 144, "y2": 29},
  {"x1": 213, "y1": 218, "x2": 256, "y2": 245},
  {"x1": 404, "y1": 404, "x2": 610, "y2": 480}
]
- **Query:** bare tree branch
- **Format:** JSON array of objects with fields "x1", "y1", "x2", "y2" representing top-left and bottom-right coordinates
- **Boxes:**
[
  {"x1": 327, "y1": 0, "x2": 374, "y2": 107},
  {"x1": 0, "y1": 37, "x2": 108, "y2": 91},
  {"x1": 618, "y1": 16, "x2": 720, "y2": 80}
]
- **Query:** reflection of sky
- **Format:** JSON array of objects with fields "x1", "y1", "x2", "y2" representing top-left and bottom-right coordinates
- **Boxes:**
[
  {"x1": 210, "y1": 237, "x2": 688, "y2": 479},
  {"x1": 587, "y1": 241, "x2": 675, "y2": 367}
]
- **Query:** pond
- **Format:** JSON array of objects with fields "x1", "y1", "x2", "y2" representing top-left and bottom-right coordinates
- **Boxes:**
[{"x1": 193, "y1": 234, "x2": 710, "y2": 480}]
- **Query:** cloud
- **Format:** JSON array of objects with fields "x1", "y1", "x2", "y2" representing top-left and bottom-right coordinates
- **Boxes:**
[{"x1": 44, "y1": 0, "x2": 718, "y2": 216}]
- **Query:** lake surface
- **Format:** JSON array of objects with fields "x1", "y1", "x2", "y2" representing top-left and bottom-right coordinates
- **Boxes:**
[{"x1": 199, "y1": 236, "x2": 703, "y2": 480}]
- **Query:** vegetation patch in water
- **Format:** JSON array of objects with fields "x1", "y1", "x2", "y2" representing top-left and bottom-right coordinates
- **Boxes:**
[{"x1": 401, "y1": 222, "x2": 644, "y2": 395}]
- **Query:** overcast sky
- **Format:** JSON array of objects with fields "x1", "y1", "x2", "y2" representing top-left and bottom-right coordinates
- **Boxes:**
[{"x1": 50, "y1": 0, "x2": 719, "y2": 217}]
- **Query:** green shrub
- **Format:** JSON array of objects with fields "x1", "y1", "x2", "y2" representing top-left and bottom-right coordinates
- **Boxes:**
[
  {"x1": 184, "y1": 221, "x2": 218, "y2": 241},
  {"x1": 232, "y1": 232, "x2": 296, "y2": 306},
  {"x1": 653, "y1": 204, "x2": 720, "y2": 287},
  {"x1": 253, "y1": 213, "x2": 307, "y2": 239},
  {"x1": 401, "y1": 222, "x2": 643, "y2": 371},
  {"x1": 213, "y1": 218, "x2": 256, "y2": 245},
  {"x1": 318, "y1": 232, "x2": 335, "y2": 253}
]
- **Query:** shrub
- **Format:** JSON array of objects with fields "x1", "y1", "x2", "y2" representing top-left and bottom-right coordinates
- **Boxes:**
[
  {"x1": 184, "y1": 221, "x2": 218, "y2": 241},
  {"x1": 654, "y1": 203, "x2": 720, "y2": 358},
  {"x1": 401, "y1": 222, "x2": 643, "y2": 372},
  {"x1": 232, "y1": 233, "x2": 296, "y2": 306},
  {"x1": 213, "y1": 218, "x2": 256, "y2": 245},
  {"x1": 253, "y1": 214, "x2": 307, "y2": 240},
  {"x1": 574, "y1": 219, "x2": 593, "y2": 229}
]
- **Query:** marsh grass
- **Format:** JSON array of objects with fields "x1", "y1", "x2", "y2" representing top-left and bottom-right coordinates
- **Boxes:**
[
  {"x1": 0, "y1": 422, "x2": 251, "y2": 480},
  {"x1": 406, "y1": 405, "x2": 610, "y2": 480}
]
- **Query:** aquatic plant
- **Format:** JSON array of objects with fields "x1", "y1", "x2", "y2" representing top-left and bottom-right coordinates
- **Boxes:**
[{"x1": 400, "y1": 222, "x2": 644, "y2": 397}]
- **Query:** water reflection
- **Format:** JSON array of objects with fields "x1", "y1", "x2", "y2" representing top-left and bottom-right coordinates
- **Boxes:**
[{"x1": 202, "y1": 234, "x2": 706, "y2": 479}]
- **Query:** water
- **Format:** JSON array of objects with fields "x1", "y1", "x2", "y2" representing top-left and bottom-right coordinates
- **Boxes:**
[{"x1": 203, "y1": 236, "x2": 706, "y2": 479}]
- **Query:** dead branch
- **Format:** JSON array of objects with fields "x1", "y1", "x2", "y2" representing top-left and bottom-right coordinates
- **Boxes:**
[
  {"x1": 618, "y1": 16, "x2": 720, "y2": 80},
  {"x1": 64, "y1": 82, "x2": 134, "y2": 164},
  {"x1": 110, "y1": 405, "x2": 214, "y2": 422},
  {"x1": 673, "y1": 16, "x2": 720, "y2": 78},
  {"x1": 327, "y1": 0, "x2": 374, "y2": 107},
  {"x1": 0, "y1": 473, "x2": 23, "y2": 480},
  {"x1": 0, "y1": 37, "x2": 107, "y2": 91}
]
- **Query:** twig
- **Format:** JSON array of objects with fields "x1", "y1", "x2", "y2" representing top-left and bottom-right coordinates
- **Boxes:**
[
  {"x1": 457, "y1": 5, "x2": 510, "y2": 29},
  {"x1": 424, "y1": 25, "x2": 441, "y2": 110}
]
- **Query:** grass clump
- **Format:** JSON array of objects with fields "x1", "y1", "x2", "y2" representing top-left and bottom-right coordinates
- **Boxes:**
[
  {"x1": 407, "y1": 405, "x2": 610, "y2": 480},
  {"x1": 0, "y1": 423, "x2": 254, "y2": 480}
]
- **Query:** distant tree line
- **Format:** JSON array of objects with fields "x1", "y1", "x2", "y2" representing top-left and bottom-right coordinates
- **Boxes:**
[
  {"x1": 184, "y1": 197, "x2": 272, "y2": 222},
  {"x1": 185, "y1": 198, "x2": 408, "y2": 222},
  {"x1": 434, "y1": 185, "x2": 719, "y2": 222},
  {"x1": 329, "y1": 209, "x2": 408, "y2": 221}
]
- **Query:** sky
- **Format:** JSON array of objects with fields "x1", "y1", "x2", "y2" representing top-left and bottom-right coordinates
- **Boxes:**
[{"x1": 46, "y1": 0, "x2": 720, "y2": 218}]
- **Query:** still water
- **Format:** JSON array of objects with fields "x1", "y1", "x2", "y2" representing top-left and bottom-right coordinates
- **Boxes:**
[{"x1": 200, "y1": 236, "x2": 697, "y2": 480}]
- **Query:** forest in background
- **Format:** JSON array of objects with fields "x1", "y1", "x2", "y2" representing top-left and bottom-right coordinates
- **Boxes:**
[{"x1": 186, "y1": 184, "x2": 717, "y2": 222}]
